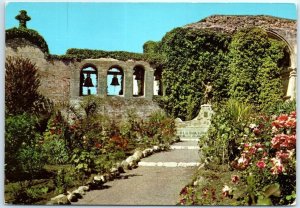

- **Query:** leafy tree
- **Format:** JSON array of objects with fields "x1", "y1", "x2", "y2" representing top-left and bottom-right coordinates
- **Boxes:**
[{"x1": 5, "y1": 56, "x2": 40, "y2": 115}]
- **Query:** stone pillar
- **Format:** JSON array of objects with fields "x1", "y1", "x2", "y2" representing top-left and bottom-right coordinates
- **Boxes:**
[
  {"x1": 144, "y1": 67, "x2": 154, "y2": 100},
  {"x1": 124, "y1": 66, "x2": 133, "y2": 98},
  {"x1": 70, "y1": 67, "x2": 80, "y2": 98},
  {"x1": 286, "y1": 68, "x2": 297, "y2": 100},
  {"x1": 97, "y1": 65, "x2": 107, "y2": 98}
]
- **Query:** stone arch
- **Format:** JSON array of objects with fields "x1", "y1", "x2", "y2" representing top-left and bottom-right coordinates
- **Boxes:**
[
  {"x1": 80, "y1": 64, "x2": 98, "y2": 96},
  {"x1": 133, "y1": 65, "x2": 145, "y2": 96},
  {"x1": 266, "y1": 29, "x2": 297, "y2": 100},
  {"x1": 107, "y1": 65, "x2": 124, "y2": 96},
  {"x1": 266, "y1": 29, "x2": 294, "y2": 67},
  {"x1": 153, "y1": 67, "x2": 163, "y2": 96}
]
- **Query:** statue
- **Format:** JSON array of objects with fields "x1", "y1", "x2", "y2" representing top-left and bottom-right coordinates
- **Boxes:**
[{"x1": 202, "y1": 81, "x2": 212, "y2": 104}]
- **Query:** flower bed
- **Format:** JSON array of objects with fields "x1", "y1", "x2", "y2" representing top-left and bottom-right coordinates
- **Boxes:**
[{"x1": 179, "y1": 100, "x2": 296, "y2": 206}]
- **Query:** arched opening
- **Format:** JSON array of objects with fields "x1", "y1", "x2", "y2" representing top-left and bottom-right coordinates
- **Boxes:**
[
  {"x1": 107, "y1": 67, "x2": 124, "y2": 96},
  {"x1": 80, "y1": 66, "x2": 97, "y2": 96},
  {"x1": 154, "y1": 68, "x2": 163, "y2": 96},
  {"x1": 133, "y1": 65, "x2": 145, "y2": 96},
  {"x1": 267, "y1": 30, "x2": 293, "y2": 98}
]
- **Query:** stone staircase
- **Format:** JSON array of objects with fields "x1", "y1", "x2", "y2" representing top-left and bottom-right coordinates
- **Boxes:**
[{"x1": 138, "y1": 140, "x2": 200, "y2": 167}]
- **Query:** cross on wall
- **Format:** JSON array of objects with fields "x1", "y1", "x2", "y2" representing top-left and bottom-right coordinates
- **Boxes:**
[{"x1": 15, "y1": 10, "x2": 31, "y2": 28}]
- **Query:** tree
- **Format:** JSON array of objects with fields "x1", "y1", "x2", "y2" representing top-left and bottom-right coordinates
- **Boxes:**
[{"x1": 5, "y1": 56, "x2": 40, "y2": 115}]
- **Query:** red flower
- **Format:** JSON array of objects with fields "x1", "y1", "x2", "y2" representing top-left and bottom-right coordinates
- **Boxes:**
[
  {"x1": 290, "y1": 111, "x2": 296, "y2": 119},
  {"x1": 253, "y1": 127, "x2": 260, "y2": 135},
  {"x1": 95, "y1": 142, "x2": 102, "y2": 149},
  {"x1": 256, "y1": 160, "x2": 266, "y2": 169},
  {"x1": 231, "y1": 175, "x2": 240, "y2": 184},
  {"x1": 276, "y1": 150, "x2": 290, "y2": 162},
  {"x1": 277, "y1": 114, "x2": 289, "y2": 122}
]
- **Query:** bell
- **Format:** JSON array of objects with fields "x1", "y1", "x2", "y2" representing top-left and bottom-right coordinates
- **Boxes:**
[
  {"x1": 110, "y1": 75, "x2": 120, "y2": 86},
  {"x1": 83, "y1": 74, "x2": 94, "y2": 87}
]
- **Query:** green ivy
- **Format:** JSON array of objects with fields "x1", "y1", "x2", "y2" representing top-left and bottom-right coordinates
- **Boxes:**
[
  {"x1": 6, "y1": 27, "x2": 49, "y2": 55},
  {"x1": 228, "y1": 27, "x2": 285, "y2": 109},
  {"x1": 157, "y1": 27, "x2": 231, "y2": 120},
  {"x1": 50, "y1": 48, "x2": 164, "y2": 67}
]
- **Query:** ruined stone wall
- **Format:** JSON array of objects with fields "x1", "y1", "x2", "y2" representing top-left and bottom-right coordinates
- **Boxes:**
[
  {"x1": 5, "y1": 39, "x2": 160, "y2": 118},
  {"x1": 6, "y1": 39, "x2": 73, "y2": 104}
]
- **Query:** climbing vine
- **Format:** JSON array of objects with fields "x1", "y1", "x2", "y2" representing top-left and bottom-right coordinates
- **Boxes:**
[{"x1": 6, "y1": 27, "x2": 50, "y2": 55}]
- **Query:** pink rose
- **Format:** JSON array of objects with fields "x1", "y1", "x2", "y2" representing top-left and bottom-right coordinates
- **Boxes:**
[{"x1": 256, "y1": 160, "x2": 266, "y2": 169}]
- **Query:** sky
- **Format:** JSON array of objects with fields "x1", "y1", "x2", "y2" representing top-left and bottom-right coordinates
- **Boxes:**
[{"x1": 5, "y1": 2, "x2": 297, "y2": 55}]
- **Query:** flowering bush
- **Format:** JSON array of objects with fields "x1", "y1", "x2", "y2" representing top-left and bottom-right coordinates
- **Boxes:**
[
  {"x1": 229, "y1": 111, "x2": 296, "y2": 205},
  {"x1": 182, "y1": 100, "x2": 296, "y2": 206}
]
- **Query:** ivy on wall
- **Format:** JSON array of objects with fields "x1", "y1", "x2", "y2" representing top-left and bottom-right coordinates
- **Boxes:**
[
  {"x1": 6, "y1": 27, "x2": 50, "y2": 56},
  {"x1": 152, "y1": 27, "x2": 287, "y2": 120},
  {"x1": 156, "y1": 27, "x2": 231, "y2": 120},
  {"x1": 228, "y1": 27, "x2": 286, "y2": 111}
]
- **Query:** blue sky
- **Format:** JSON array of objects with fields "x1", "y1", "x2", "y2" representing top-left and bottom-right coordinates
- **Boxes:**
[{"x1": 5, "y1": 2, "x2": 297, "y2": 55}]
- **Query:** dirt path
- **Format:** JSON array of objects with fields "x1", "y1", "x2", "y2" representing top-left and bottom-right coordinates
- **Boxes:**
[{"x1": 72, "y1": 140, "x2": 200, "y2": 205}]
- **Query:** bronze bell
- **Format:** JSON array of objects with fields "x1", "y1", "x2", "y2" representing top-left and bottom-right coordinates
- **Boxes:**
[
  {"x1": 83, "y1": 74, "x2": 94, "y2": 87},
  {"x1": 110, "y1": 75, "x2": 120, "y2": 86}
]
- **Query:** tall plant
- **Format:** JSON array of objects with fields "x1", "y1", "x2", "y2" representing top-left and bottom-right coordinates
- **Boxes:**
[{"x1": 5, "y1": 56, "x2": 40, "y2": 115}]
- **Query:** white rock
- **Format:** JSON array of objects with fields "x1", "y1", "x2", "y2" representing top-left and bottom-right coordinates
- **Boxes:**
[
  {"x1": 67, "y1": 192, "x2": 77, "y2": 202},
  {"x1": 93, "y1": 175, "x2": 106, "y2": 184},
  {"x1": 153, "y1": 145, "x2": 160, "y2": 152},
  {"x1": 142, "y1": 150, "x2": 149, "y2": 157},
  {"x1": 133, "y1": 150, "x2": 143, "y2": 160},
  {"x1": 50, "y1": 194, "x2": 70, "y2": 205},
  {"x1": 115, "y1": 162, "x2": 125, "y2": 173},
  {"x1": 121, "y1": 160, "x2": 131, "y2": 170},
  {"x1": 74, "y1": 188, "x2": 85, "y2": 195},
  {"x1": 78, "y1": 185, "x2": 89, "y2": 192}
]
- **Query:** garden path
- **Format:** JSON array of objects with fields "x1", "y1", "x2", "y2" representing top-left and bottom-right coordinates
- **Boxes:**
[{"x1": 72, "y1": 139, "x2": 200, "y2": 205}]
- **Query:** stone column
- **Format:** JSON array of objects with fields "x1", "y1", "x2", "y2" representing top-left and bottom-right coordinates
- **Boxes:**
[
  {"x1": 124, "y1": 66, "x2": 133, "y2": 98},
  {"x1": 97, "y1": 65, "x2": 107, "y2": 98},
  {"x1": 144, "y1": 67, "x2": 154, "y2": 100},
  {"x1": 70, "y1": 66, "x2": 80, "y2": 98},
  {"x1": 286, "y1": 68, "x2": 297, "y2": 100}
]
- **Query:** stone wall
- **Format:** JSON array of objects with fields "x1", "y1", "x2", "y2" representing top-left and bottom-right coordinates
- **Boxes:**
[
  {"x1": 70, "y1": 58, "x2": 155, "y2": 100},
  {"x1": 6, "y1": 39, "x2": 73, "y2": 104},
  {"x1": 5, "y1": 39, "x2": 161, "y2": 119}
]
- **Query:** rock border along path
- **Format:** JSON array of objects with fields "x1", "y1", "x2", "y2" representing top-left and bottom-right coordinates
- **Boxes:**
[{"x1": 72, "y1": 139, "x2": 200, "y2": 205}]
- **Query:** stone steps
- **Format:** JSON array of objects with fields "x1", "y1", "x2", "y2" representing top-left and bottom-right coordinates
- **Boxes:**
[
  {"x1": 180, "y1": 138, "x2": 199, "y2": 141},
  {"x1": 170, "y1": 146, "x2": 200, "y2": 150},
  {"x1": 138, "y1": 161, "x2": 201, "y2": 167}
]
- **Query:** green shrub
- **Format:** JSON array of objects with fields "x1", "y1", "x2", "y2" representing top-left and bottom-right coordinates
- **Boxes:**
[
  {"x1": 17, "y1": 144, "x2": 45, "y2": 178},
  {"x1": 41, "y1": 139, "x2": 69, "y2": 165},
  {"x1": 5, "y1": 113, "x2": 40, "y2": 177},
  {"x1": 199, "y1": 99, "x2": 254, "y2": 165}
]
